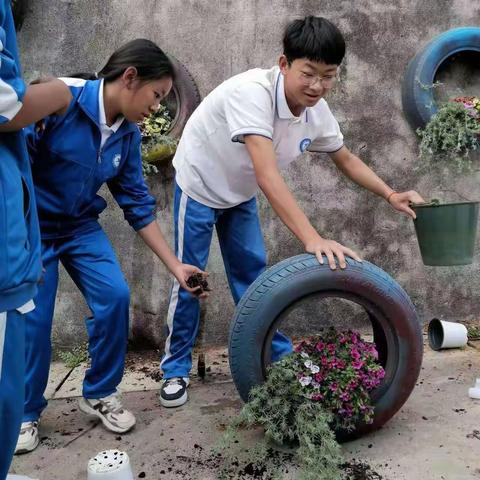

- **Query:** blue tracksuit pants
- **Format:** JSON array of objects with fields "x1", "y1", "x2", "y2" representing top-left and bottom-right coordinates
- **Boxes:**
[
  {"x1": 160, "y1": 182, "x2": 292, "y2": 379},
  {"x1": 0, "y1": 310, "x2": 25, "y2": 479},
  {"x1": 23, "y1": 226, "x2": 130, "y2": 422}
]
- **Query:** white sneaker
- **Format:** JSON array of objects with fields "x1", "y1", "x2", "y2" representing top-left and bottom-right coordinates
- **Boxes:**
[
  {"x1": 14, "y1": 421, "x2": 39, "y2": 454},
  {"x1": 78, "y1": 394, "x2": 136, "y2": 433},
  {"x1": 160, "y1": 377, "x2": 190, "y2": 407}
]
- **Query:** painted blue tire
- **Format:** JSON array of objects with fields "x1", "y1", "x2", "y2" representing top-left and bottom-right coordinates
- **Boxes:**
[
  {"x1": 402, "y1": 27, "x2": 480, "y2": 131},
  {"x1": 228, "y1": 254, "x2": 423, "y2": 439}
]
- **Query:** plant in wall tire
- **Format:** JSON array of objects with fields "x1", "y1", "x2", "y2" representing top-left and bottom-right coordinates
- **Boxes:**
[
  {"x1": 139, "y1": 56, "x2": 201, "y2": 176},
  {"x1": 417, "y1": 97, "x2": 480, "y2": 172},
  {"x1": 139, "y1": 104, "x2": 177, "y2": 176}
]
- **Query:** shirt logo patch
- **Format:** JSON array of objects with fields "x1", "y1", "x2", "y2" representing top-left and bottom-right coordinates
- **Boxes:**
[
  {"x1": 112, "y1": 154, "x2": 121, "y2": 168},
  {"x1": 299, "y1": 138, "x2": 312, "y2": 153}
]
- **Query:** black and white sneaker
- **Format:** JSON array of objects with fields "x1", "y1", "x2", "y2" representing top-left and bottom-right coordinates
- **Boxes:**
[
  {"x1": 160, "y1": 377, "x2": 189, "y2": 407},
  {"x1": 78, "y1": 393, "x2": 135, "y2": 433}
]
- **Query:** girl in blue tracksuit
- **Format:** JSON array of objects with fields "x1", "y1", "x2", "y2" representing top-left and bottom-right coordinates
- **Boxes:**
[
  {"x1": 14, "y1": 39, "x2": 205, "y2": 454},
  {"x1": 0, "y1": 0, "x2": 72, "y2": 477}
]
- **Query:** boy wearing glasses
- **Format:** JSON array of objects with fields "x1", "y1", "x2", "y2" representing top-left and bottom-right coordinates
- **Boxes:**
[{"x1": 159, "y1": 15, "x2": 423, "y2": 408}]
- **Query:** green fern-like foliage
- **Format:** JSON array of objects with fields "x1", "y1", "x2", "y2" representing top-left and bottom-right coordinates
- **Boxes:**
[
  {"x1": 417, "y1": 101, "x2": 480, "y2": 172},
  {"x1": 218, "y1": 355, "x2": 345, "y2": 479}
]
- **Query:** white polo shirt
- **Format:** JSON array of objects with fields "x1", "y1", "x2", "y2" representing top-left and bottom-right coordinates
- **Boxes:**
[{"x1": 173, "y1": 66, "x2": 344, "y2": 209}]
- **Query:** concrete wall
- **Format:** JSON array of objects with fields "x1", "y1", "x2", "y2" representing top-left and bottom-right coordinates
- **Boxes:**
[{"x1": 17, "y1": 0, "x2": 480, "y2": 351}]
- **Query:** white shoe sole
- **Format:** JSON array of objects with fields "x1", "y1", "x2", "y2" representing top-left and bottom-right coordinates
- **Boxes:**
[
  {"x1": 160, "y1": 390, "x2": 188, "y2": 408},
  {"x1": 78, "y1": 398, "x2": 135, "y2": 433},
  {"x1": 14, "y1": 434, "x2": 39, "y2": 455}
]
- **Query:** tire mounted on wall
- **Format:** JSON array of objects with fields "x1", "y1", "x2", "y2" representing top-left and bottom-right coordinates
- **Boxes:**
[
  {"x1": 228, "y1": 254, "x2": 423, "y2": 439},
  {"x1": 401, "y1": 27, "x2": 480, "y2": 131},
  {"x1": 165, "y1": 55, "x2": 201, "y2": 139}
]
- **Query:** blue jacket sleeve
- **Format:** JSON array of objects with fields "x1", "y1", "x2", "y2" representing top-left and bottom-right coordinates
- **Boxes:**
[
  {"x1": 0, "y1": 1, "x2": 25, "y2": 124},
  {"x1": 24, "y1": 113, "x2": 59, "y2": 156},
  {"x1": 107, "y1": 131, "x2": 156, "y2": 231}
]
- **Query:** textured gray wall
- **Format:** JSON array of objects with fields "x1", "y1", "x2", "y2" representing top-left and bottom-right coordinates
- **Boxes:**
[{"x1": 17, "y1": 0, "x2": 480, "y2": 350}]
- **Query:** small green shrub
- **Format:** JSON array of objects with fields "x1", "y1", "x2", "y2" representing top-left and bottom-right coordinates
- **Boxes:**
[
  {"x1": 417, "y1": 100, "x2": 480, "y2": 172},
  {"x1": 139, "y1": 104, "x2": 178, "y2": 176},
  {"x1": 58, "y1": 343, "x2": 89, "y2": 369}
]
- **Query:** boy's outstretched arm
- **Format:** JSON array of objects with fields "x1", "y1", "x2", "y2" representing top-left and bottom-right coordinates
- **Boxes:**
[
  {"x1": 245, "y1": 134, "x2": 361, "y2": 270},
  {"x1": 329, "y1": 146, "x2": 424, "y2": 218}
]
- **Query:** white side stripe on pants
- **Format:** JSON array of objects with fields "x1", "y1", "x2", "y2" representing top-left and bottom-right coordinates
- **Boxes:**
[
  {"x1": 0, "y1": 312, "x2": 7, "y2": 379},
  {"x1": 161, "y1": 191, "x2": 188, "y2": 368}
]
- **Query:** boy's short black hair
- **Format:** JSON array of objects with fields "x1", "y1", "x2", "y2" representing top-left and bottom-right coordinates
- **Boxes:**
[{"x1": 283, "y1": 16, "x2": 346, "y2": 66}]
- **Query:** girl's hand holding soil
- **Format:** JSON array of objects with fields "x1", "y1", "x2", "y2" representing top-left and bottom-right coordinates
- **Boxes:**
[{"x1": 172, "y1": 264, "x2": 210, "y2": 298}]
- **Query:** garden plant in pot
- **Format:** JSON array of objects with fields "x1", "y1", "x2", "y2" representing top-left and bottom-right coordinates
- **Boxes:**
[{"x1": 412, "y1": 96, "x2": 480, "y2": 266}]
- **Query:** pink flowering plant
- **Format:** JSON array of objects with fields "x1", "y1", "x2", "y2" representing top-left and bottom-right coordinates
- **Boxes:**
[
  {"x1": 293, "y1": 328, "x2": 385, "y2": 431},
  {"x1": 452, "y1": 96, "x2": 480, "y2": 120},
  {"x1": 218, "y1": 328, "x2": 385, "y2": 480}
]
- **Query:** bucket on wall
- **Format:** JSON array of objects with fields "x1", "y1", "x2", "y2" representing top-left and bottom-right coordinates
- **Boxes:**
[
  {"x1": 87, "y1": 450, "x2": 133, "y2": 480},
  {"x1": 412, "y1": 201, "x2": 479, "y2": 266},
  {"x1": 428, "y1": 318, "x2": 468, "y2": 350}
]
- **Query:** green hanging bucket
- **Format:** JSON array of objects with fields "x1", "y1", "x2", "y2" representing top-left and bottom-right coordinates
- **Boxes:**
[{"x1": 412, "y1": 201, "x2": 479, "y2": 266}]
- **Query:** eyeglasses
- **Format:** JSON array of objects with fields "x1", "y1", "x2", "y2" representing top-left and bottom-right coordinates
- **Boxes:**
[{"x1": 299, "y1": 71, "x2": 338, "y2": 88}]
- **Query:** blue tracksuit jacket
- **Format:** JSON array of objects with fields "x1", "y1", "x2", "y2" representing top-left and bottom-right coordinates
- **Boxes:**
[
  {"x1": 27, "y1": 78, "x2": 156, "y2": 239},
  {"x1": 0, "y1": 0, "x2": 41, "y2": 312}
]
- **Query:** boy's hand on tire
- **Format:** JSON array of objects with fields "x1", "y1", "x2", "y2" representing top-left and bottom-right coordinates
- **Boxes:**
[
  {"x1": 305, "y1": 236, "x2": 362, "y2": 270},
  {"x1": 172, "y1": 264, "x2": 210, "y2": 298}
]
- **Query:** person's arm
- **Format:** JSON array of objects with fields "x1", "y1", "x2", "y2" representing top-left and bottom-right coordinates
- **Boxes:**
[
  {"x1": 0, "y1": 80, "x2": 72, "y2": 132},
  {"x1": 108, "y1": 133, "x2": 207, "y2": 296},
  {"x1": 329, "y1": 146, "x2": 425, "y2": 218},
  {"x1": 244, "y1": 134, "x2": 361, "y2": 270},
  {"x1": 137, "y1": 221, "x2": 208, "y2": 297}
]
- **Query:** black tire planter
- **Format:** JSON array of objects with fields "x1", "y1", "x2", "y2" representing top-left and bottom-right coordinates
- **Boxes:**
[
  {"x1": 401, "y1": 27, "x2": 480, "y2": 131},
  {"x1": 164, "y1": 55, "x2": 201, "y2": 139},
  {"x1": 228, "y1": 254, "x2": 423, "y2": 440},
  {"x1": 12, "y1": 0, "x2": 28, "y2": 31}
]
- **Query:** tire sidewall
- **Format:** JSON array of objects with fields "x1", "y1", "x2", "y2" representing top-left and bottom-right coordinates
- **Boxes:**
[
  {"x1": 229, "y1": 254, "x2": 423, "y2": 438},
  {"x1": 167, "y1": 55, "x2": 201, "y2": 139},
  {"x1": 402, "y1": 27, "x2": 480, "y2": 130}
]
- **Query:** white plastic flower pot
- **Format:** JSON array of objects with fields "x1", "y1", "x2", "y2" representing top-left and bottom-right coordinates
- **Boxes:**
[
  {"x1": 428, "y1": 318, "x2": 468, "y2": 350},
  {"x1": 468, "y1": 378, "x2": 480, "y2": 399},
  {"x1": 87, "y1": 450, "x2": 133, "y2": 480}
]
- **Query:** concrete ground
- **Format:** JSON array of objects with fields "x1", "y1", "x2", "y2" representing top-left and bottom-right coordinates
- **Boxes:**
[{"x1": 10, "y1": 337, "x2": 480, "y2": 480}]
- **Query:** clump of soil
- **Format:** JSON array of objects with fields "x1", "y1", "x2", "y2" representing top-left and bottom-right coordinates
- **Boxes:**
[
  {"x1": 342, "y1": 460, "x2": 383, "y2": 480},
  {"x1": 186, "y1": 273, "x2": 210, "y2": 295}
]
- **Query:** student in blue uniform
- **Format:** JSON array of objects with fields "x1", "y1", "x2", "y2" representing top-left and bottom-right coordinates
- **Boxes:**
[
  {"x1": 159, "y1": 16, "x2": 424, "y2": 408},
  {"x1": 0, "y1": 0, "x2": 73, "y2": 477},
  {"x1": 14, "y1": 39, "x2": 206, "y2": 454}
]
